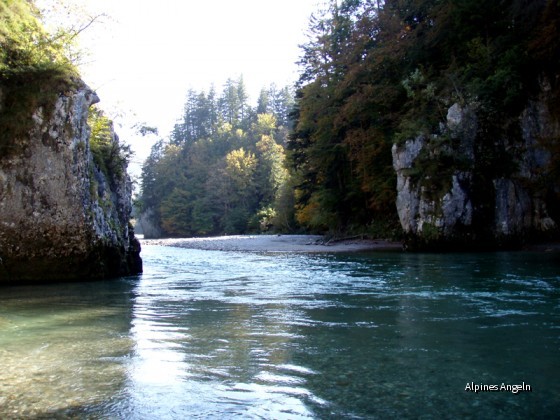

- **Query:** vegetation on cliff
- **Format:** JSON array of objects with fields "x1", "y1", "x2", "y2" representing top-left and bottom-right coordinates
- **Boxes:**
[
  {"x1": 0, "y1": 0, "x2": 77, "y2": 79},
  {"x1": 0, "y1": 0, "x2": 79, "y2": 156},
  {"x1": 288, "y1": 0, "x2": 559, "y2": 240},
  {"x1": 1, "y1": 0, "x2": 132, "y2": 197},
  {"x1": 88, "y1": 105, "x2": 132, "y2": 185}
]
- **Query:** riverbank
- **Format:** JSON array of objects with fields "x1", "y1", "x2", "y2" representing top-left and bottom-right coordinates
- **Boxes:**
[{"x1": 140, "y1": 234, "x2": 403, "y2": 253}]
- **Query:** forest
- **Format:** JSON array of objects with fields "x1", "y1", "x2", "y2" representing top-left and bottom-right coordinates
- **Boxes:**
[
  {"x1": 139, "y1": 0, "x2": 559, "y2": 240},
  {"x1": 139, "y1": 79, "x2": 297, "y2": 236}
]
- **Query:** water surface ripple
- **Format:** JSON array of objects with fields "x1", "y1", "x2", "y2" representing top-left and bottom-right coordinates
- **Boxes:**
[{"x1": 0, "y1": 246, "x2": 559, "y2": 418}]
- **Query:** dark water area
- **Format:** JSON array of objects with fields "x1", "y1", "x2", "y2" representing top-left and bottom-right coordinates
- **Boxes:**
[{"x1": 0, "y1": 245, "x2": 559, "y2": 418}]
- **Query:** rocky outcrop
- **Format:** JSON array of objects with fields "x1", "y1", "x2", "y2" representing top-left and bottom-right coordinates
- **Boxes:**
[
  {"x1": 494, "y1": 79, "x2": 558, "y2": 237},
  {"x1": 138, "y1": 207, "x2": 163, "y2": 239},
  {"x1": 0, "y1": 82, "x2": 142, "y2": 282},
  {"x1": 393, "y1": 83, "x2": 558, "y2": 249},
  {"x1": 392, "y1": 104, "x2": 477, "y2": 243}
]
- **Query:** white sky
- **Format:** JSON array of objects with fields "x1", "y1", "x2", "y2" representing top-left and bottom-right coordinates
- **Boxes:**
[{"x1": 42, "y1": 0, "x2": 322, "y2": 177}]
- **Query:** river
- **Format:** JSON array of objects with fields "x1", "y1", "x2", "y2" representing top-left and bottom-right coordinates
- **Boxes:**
[{"x1": 0, "y1": 245, "x2": 559, "y2": 418}]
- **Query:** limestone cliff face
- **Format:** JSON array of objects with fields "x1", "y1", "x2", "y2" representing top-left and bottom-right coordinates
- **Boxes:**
[
  {"x1": 0, "y1": 82, "x2": 142, "y2": 282},
  {"x1": 392, "y1": 104, "x2": 476, "y2": 241},
  {"x1": 392, "y1": 81, "x2": 559, "y2": 249},
  {"x1": 138, "y1": 207, "x2": 163, "y2": 239},
  {"x1": 494, "y1": 81, "x2": 558, "y2": 237}
]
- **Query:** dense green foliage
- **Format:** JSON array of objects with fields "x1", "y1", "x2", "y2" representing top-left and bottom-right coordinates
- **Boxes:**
[
  {"x1": 0, "y1": 0, "x2": 79, "y2": 156},
  {"x1": 289, "y1": 0, "x2": 559, "y2": 235},
  {"x1": 0, "y1": 0, "x2": 77, "y2": 78},
  {"x1": 88, "y1": 106, "x2": 131, "y2": 185},
  {"x1": 139, "y1": 78, "x2": 296, "y2": 236}
]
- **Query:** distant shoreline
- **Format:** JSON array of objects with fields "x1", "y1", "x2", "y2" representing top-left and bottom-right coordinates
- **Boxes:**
[
  {"x1": 139, "y1": 234, "x2": 403, "y2": 253},
  {"x1": 522, "y1": 242, "x2": 560, "y2": 252},
  {"x1": 139, "y1": 234, "x2": 560, "y2": 253}
]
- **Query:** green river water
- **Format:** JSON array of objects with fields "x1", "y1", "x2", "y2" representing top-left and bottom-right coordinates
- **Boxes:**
[{"x1": 0, "y1": 245, "x2": 559, "y2": 418}]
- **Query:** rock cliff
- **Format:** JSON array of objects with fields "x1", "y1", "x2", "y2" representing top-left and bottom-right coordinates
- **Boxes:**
[
  {"x1": 138, "y1": 207, "x2": 163, "y2": 239},
  {"x1": 392, "y1": 80, "x2": 559, "y2": 249},
  {"x1": 0, "y1": 81, "x2": 142, "y2": 282}
]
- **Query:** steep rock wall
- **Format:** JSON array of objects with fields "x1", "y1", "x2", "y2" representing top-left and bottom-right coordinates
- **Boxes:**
[
  {"x1": 392, "y1": 82, "x2": 559, "y2": 249},
  {"x1": 392, "y1": 104, "x2": 476, "y2": 242},
  {"x1": 0, "y1": 82, "x2": 142, "y2": 282},
  {"x1": 138, "y1": 207, "x2": 163, "y2": 239}
]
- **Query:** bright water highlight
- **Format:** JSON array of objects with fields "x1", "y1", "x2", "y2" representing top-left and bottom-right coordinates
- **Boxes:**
[{"x1": 1, "y1": 245, "x2": 559, "y2": 418}]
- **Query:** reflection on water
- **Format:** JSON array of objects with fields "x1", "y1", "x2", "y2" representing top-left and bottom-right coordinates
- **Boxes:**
[{"x1": 0, "y1": 246, "x2": 559, "y2": 418}]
